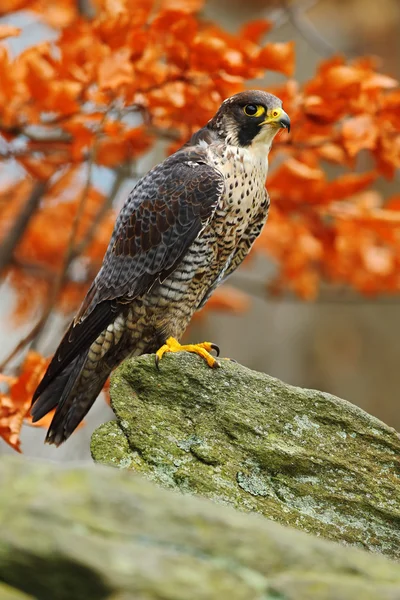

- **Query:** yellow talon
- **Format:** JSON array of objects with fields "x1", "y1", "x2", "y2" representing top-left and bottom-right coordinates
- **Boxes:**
[{"x1": 155, "y1": 337, "x2": 220, "y2": 369}]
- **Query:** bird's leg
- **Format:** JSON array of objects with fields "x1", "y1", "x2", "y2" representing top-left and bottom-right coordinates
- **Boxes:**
[{"x1": 155, "y1": 337, "x2": 220, "y2": 369}]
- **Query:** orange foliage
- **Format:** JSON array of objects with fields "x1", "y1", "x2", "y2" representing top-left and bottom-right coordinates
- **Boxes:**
[
  {"x1": 0, "y1": 0, "x2": 399, "y2": 450},
  {"x1": 194, "y1": 286, "x2": 251, "y2": 320},
  {"x1": 0, "y1": 25, "x2": 21, "y2": 40},
  {"x1": 0, "y1": 351, "x2": 49, "y2": 451},
  {"x1": 0, "y1": 350, "x2": 85, "y2": 450}
]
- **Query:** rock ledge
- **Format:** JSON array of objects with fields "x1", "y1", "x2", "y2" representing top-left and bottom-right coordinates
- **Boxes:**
[{"x1": 92, "y1": 352, "x2": 400, "y2": 560}]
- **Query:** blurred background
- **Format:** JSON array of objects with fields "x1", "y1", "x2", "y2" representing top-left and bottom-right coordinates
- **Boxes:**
[{"x1": 1, "y1": 0, "x2": 400, "y2": 460}]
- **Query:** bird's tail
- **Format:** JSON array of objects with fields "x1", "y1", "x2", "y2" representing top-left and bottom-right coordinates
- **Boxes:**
[
  {"x1": 31, "y1": 306, "x2": 139, "y2": 445},
  {"x1": 31, "y1": 348, "x2": 112, "y2": 446},
  {"x1": 31, "y1": 298, "x2": 155, "y2": 446}
]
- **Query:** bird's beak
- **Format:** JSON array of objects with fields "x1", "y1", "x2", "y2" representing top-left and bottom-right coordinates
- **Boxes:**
[{"x1": 260, "y1": 108, "x2": 291, "y2": 133}]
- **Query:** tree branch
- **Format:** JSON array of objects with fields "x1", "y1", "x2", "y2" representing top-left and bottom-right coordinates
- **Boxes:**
[
  {"x1": 280, "y1": 0, "x2": 342, "y2": 57},
  {"x1": 76, "y1": 0, "x2": 96, "y2": 18},
  {"x1": 0, "y1": 181, "x2": 47, "y2": 278},
  {"x1": 70, "y1": 165, "x2": 127, "y2": 260},
  {"x1": 0, "y1": 156, "x2": 96, "y2": 371}
]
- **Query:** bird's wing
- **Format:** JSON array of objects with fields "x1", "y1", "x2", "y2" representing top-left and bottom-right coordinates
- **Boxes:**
[
  {"x1": 84, "y1": 151, "x2": 224, "y2": 312},
  {"x1": 85, "y1": 150, "x2": 224, "y2": 312},
  {"x1": 33, "y1": 151, "x2": 224, "y2": 401}
]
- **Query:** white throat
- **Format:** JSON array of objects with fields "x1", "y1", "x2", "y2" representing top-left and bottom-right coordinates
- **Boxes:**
[{"x1": 210, "y1": 142, "x2": 270, "y2": 191}]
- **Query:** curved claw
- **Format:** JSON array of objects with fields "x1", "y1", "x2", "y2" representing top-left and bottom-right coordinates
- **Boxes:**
[
  {"x1": 154, "y1": 354, "x2": 161, "y2": 371},
  {"x1": 210, "y1": 343, "x2": 220, "y2": 357}
]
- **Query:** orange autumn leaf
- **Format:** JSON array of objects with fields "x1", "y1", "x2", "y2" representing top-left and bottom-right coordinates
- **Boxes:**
[
  {"x1": 0, "y1": 395, "x2": 25, "y2": 452},
  {"x1": 196, "y1": 285, "x2": 250, "y2": 318},
  {"x1": 22, "y1": 46, "x2": 56, "y2": 103},
  {"x1": 240, "y1": 19, "x2": 272, "y2": 44},
  {"x1": 0, "y1": 0, "x2": 28, "y2": 12},
  {"x1": 280, "y1": 158, "x2": 325, "y2": 183},
  {"x1": 362, "y1": 72, "x2": 397, "y2": 92},
  {"x1": 46, "y1": 80, "x2": 83, "y2": 116},
  {"x1": 323, "y1": 65, "x2": 363, "y2": 92},
  {"x1": 342, "y1": 115, "x2": 378, "y2": 157},
  {"x1": 385, "y1": 195, "x2": 400, "y2": 211},
  {"x1": 255, "y1": 41, "x2": 295, "y2": 76},
  {"x1": 96, "y1": 138, "x2": 129, "y2": 166},
  {"x1": 361, "y1": 245, "x2": 394, "y2": 277},
  {"x1": 96, "y1": 126, "x2": 153, "y2": 166},
  {"x1": 98, "y1": 48, "x2": 134, "y2": 90},
  {"x1": 6, "y1": 1, "x2": 78, "y2": 27},
  {"x1": 63, "y1": 119, "x2": 95, "y2": 160},
  {"x1": 190, "y1": 35, "x2": 229, "y2": 72},
  {"x1": 9, "y1": 351, "x2": 49, "y2": 402},
  {"x1": 316, "y1": 143, "x2": 347, "y2": 165},
  {"x1": 3, "y1": 270, "x2": 50, "y2": 324},
  {"x1": 268, "y1": 158, "x2": 325, "y2": 206},
  {"x1": 323, "y1": 171, "x2": 378, "y2": 202},
  {"x1": 302, "y1": 95, "x2": 340, "y2": 124},
  {"x1": 0, "y1": 350, "x2": 85, "y2": 449},
  {"x1": 13, "y1": 185, "x2": 107, "y2": 272},
  {"x1": 18, "y1": 157, "x2": 58, "y2": 180},
  {"x1": 161, "y1": 0, "x2": 204, "y2": 11},
  {"x1": 92, "y1": 0, "x2": 128, "y2": 14},
  {"x1": 151, "y1": 9, "x2": 198, "y2": 38},
  {"x1": 0, "y1": 24, "x2": 21, "y2": 40},
  {"x1": 0, "y1": 351, "x2": 49, "y2": 451}
]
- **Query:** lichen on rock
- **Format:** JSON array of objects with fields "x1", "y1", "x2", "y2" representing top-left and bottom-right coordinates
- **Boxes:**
[{"x1": 91, "y1": 352, "x2": 400, "y2": 560}]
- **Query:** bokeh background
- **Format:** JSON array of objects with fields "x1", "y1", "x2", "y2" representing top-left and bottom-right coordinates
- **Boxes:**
[{"x1": 1, "y1": 0, "x2": 400, "y2": 460}]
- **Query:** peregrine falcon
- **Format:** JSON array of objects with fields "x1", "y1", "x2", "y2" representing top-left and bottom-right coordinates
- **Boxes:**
[{"x1": 31, "y1": 90, "x2": 290, "y2": 445}]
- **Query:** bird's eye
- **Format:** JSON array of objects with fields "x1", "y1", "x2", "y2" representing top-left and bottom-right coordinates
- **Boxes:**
[{"x1": 243, "y1": 104, "x2": 265, "y2": 117}]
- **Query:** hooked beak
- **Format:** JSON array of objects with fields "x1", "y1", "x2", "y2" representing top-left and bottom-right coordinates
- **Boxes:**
[
  {"x1": 260, "y1": 108, "x2": 291, "y2": 133},
  {"x1": 277, "y1": 110, "x2": 291, "y2": 133}
]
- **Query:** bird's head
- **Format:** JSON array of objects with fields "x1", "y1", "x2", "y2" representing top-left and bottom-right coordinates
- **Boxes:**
[{"x1": 209, "y1": 90, "x2": 290, "y2": 149}]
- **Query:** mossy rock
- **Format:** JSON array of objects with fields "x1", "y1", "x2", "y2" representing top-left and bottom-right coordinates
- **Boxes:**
[
  {"x1": 92, "y1": 352, "x2": 400, "y2": 560},
  {"x1": 1, "y1": 456, "x2": 400, "y2": 600}
]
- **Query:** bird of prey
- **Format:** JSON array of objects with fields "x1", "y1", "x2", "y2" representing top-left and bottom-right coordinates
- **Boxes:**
[{"x1": 31, "y1": 90, "x2": 290, "y2": 445}]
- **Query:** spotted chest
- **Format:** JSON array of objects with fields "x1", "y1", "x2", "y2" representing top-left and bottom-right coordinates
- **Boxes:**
[{"x1": 206, "y1": 143, "x2": 269, "y2": 257}]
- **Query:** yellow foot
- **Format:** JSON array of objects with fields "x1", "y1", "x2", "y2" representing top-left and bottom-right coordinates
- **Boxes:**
[{"x1": 155, "y1": 337, "x2": 220, "y2": 369}]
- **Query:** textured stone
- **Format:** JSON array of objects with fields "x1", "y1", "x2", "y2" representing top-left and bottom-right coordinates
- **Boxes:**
[
  {"x1": 92, "y1": 352, "x2": 400, "y2": 560},
  {"x1": 1, "y1": 456, "x2": 400, "y2": 600}
]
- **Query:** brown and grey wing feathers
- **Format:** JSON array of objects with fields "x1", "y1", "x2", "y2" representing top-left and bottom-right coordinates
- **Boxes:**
[
  {"x1": 90, "y1": 151, "x2": 224, "y2": 306},
  {"x1": 31, "y1": 151, "x2": 224, "y2": 407}
]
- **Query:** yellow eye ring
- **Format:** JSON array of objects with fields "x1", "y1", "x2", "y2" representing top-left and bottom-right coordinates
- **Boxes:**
[{"x1": 243, "y1": 104, "x2": 265, "y2": 118}]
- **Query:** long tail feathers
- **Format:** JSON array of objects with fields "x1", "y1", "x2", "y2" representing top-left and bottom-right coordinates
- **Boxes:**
[
  {"x1": 31, "y1": 351, "x2": 111, "y2": 446},
  {"x1": 49, "y1": 368, "x2": 109, "y2": 446},
  {"x1": 32, "y1": 299, "x2": 117, "y2": 405},
  {"x1": 31, "y1": 354, "x2": 85, "y2": 422},
  {"x1": 30, "y1": 298, "x2": 127, "y2": 446}
]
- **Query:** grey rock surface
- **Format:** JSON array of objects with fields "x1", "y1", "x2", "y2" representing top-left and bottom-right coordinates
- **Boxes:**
[
  {"x1": 92, "y1": 352, "x2": 400, "y2": 560},
  {"x1": 1, "y1": 455, "x2": 400, "y2": 600}
]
